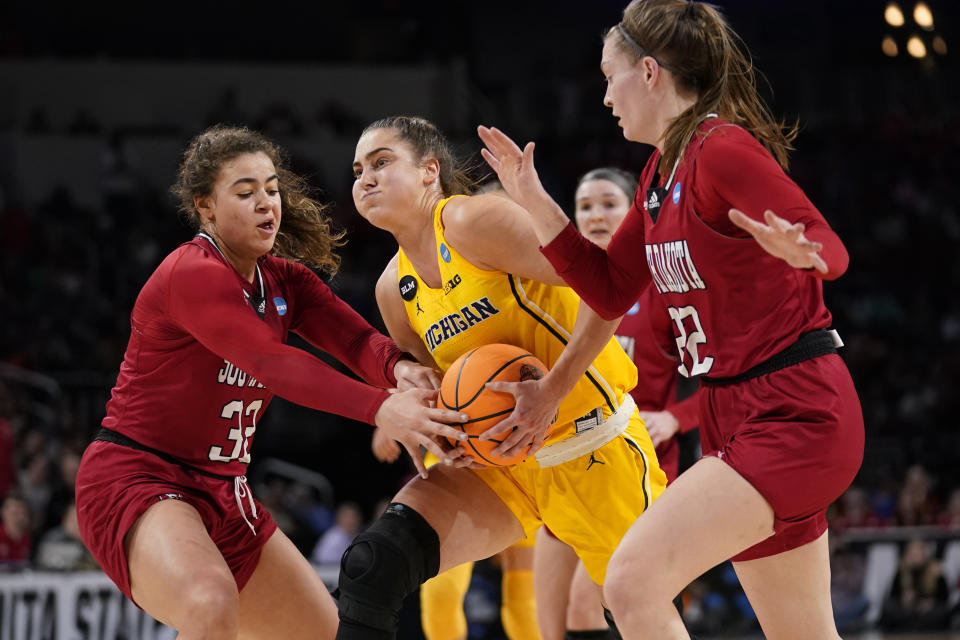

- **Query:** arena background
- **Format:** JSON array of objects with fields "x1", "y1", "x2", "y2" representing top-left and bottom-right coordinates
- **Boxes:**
[{"x1": 1, "y1": 1, "x2": 959, "y2": 638}]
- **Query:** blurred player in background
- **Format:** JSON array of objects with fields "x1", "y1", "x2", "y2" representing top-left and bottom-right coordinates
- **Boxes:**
[{"x1": 535, "y1": 167, "x2": 700, "y2": 640}]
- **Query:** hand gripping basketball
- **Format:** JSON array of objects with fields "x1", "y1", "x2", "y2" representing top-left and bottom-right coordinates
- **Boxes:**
[{"x1": 439, "y1": 344, "x2": 557, "y2": 466}]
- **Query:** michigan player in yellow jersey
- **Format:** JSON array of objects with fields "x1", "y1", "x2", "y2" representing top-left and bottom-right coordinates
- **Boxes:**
[{"x1": 333, "y1": 116, "x2": 666, "y2": 640}]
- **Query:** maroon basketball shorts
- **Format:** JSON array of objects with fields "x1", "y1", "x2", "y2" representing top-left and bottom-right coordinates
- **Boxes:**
[
  {"x1": 75, "y1": 440, "x2": 277, "y2": 604},
  {"x1": 655, "y1": 436, "x2": 679, "y2": 484},
  {"x1": 699, "y1": 353, "x2": 864, "y2": 561}
]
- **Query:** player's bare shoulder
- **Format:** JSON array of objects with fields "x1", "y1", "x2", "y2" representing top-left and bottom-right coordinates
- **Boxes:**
[
  {"x1": 375, "y1": 253, "x2": 401, "y2": 304},
  {"x1": 443, "y1": 193, "x2": 518, "y2": 261}
]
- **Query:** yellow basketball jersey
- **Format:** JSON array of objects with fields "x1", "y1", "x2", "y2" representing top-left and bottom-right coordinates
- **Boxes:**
[{"x1": 396, "y1": 195, "x2": 637, "y2": 446}]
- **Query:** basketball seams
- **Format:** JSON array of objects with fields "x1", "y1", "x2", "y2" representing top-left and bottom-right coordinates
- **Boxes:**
[
  {"x1": 454, "y1": 354, "x2": 537, "y2": 410},
  {"x1": 439, "y1": 343, "x2": 548, "y2": 467},
  {"x1": 463, "y1": 437, "x2": 504, "y2": 466},
  {"x1": 454, "y1": 346, "x2": 481, "y2": 409}
]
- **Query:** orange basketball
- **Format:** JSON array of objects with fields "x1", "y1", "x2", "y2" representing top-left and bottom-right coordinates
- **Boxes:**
[{"x1": 439, "y1": 343, "x2": 550, "y2": 466}]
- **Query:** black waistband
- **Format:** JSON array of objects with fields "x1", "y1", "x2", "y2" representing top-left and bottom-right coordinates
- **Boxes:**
[
  {"x1": 94, "y1": 427, "x2": 236, "y2": 481},
  {"x1": 699, "y1": 329, "x2": 838, "y2": 387}
]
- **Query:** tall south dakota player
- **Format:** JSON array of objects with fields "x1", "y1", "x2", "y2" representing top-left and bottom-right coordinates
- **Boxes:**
[
  {"x1": 335, "y1": 115, "x2": 666, "y2": 640},
  {"x1": 74, "y1": 125, "x2": 469, "y2": 640},
  {"x1": 479, "y1": 0, "x2": 864, "y2": 637}
]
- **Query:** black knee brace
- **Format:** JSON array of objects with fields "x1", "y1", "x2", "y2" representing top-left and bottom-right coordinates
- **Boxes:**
[
  {"x1": 336, "y1": 503, "x2": 440, "y2": 633},
  {"x1": 603, "y1": 599, "x2": 695, "y2": 640},
  {"x1": 565, "y1": 629, "x2": 616, "y2": 640},
  {"x1": 602, "y1": 609, "x2": 622, "y2": 640}
]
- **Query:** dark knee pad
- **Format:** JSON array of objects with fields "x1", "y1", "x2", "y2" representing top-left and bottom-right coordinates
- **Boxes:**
[
  {"x1": 603, "y1": 600, "x2": 695, "y2": 640},
  {"x1": 602, "y1": 609, "x2": 622, "y2": 640},
  {"x1": 336, "y1": 503, "x2": 440, "y2": 632},
  {"x1": 565, "y1": 629, "x2": 615, "y2": 640}
]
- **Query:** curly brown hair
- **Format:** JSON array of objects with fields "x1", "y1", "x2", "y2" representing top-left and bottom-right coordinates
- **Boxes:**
[
  {"x1": 611, "y1": 0, "x2": 798, "y2": 173},
  {"x1": 171, "y1": 125, "x2": 344, "y2": 275}
]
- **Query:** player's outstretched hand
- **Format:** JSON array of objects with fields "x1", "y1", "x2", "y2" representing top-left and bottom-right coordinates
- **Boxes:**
[
  {"x1": 477, "y1": 126, "x2": 570, "y2": 246},
  {"x1": 638, "y1": 409, "x2": 680, "y2": 448},
  {"x1": 729, "y1": 209, "x2": 828, "y2": 273},
  {"x1": 477, "y1": 126, "x2": 549, "y2": 208},
  {"x1": 375, "y1": 389, "x2": 469, "y2": 479},
  {"x1": 370, "y1": 427, "x2": 402, "y2": 463},
  {"x1": 393, "y1": 359, "x2": 442, "y2": 391},
  {"x1": 479, "y1": 378, "x2": 562, "y2": 460}
]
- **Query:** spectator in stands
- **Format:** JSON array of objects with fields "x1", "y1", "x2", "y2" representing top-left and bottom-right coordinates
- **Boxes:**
[
  {"x1": 894, "y1": 464, "x2": 941, "y2": 526},
  {"x1": 42, "y1": 447, "x2": 81, "y2": 534},
  {"x1": 831, "y1": 486, "x2": 883, "y2": 531},
  {"x1": 0, "y1": 492, "x2": 31, "y2": 570},
  {"x1": 17, "y1": 451, "x2": 51, "y2": 535},
  {"x1": 285, "y1": 482, "x2": 334, "y2": 555},
  {"x1": 311, "y1": 501, "x2": 363, "y2": 566},
  {"x1": 938, "y1": 488, "x2": 960, "y2": 528},
  {"x1": 881, "y1": 538, "x2": 951, "y2": 631},
  {"x1": 828, "y1": 536, "x2": 869, "y2": 633},
  {"x1": 35, "y1": 501, "x2": 97, "y2": 571},
  {"x1": 0, "y1": 413, "x2": 13, "y2": 497}
]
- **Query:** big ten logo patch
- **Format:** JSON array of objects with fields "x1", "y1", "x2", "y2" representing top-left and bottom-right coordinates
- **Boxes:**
[{"x1": 443, "y1": 273, "x2": 462, "y2": 294}]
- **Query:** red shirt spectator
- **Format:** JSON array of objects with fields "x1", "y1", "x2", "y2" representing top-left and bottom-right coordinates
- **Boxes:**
[{"x1": 0, "y1": 493, "x2": 31, "y2": 569}]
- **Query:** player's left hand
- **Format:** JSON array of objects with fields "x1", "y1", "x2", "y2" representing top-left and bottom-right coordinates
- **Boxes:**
[
  {"x1": 394, "y1": 359, "x2": 442, "y2": 391},
  {"x1": 729, "y1": 209, "x2": 828, "y2": 273},
  {"x1": 478, "y1": 378, "x2": 562, "y2": 459}
]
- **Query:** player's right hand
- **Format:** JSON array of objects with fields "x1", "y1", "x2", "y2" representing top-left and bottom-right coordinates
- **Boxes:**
[
  {"x1": 374, "y1": 388, "x2": 469, "y2": 479},
  {"x1": 371, "y1": 427, "x2": 402, "y2": 463},
  {"x1": 638, "y1": 409, "x2": 680, "y2": 447},
  {"x1": 477, "y1": 126, "x2": 569, "y2": 247},
  {"x1": 477, "y1": 126, "x2": 547, "y2": 207}
]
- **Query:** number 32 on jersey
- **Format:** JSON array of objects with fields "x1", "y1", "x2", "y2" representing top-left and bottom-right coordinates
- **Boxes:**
[
  {"x1": 668, "y1": 305, "x2": 714, "y2": 377},
  {"x1": 208, "y1": 399, "x2": 262, "y2": 463}
]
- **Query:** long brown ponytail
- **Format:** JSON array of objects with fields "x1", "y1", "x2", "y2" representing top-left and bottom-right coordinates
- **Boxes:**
[{"x1": 611, "y1": 0, "x2": 797, "y2": 172}]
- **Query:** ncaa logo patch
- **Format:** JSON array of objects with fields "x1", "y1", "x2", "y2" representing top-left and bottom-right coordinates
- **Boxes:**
[
  {"x1": 626, "y1": 301, "x2": 641, "y2": 316},
  {"x1": 439, "y1": 243, "x2": 452, "y2": 263},
  {"x1": 672, "y1": 182, "x2": 682, "y2": 204},
  {"x1": 273, "y1": 297, "x2": 288, "y2": 316}
]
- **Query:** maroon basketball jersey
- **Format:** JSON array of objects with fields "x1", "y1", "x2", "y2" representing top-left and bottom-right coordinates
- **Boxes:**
[
  {"x1": 102, "y1": 237, "x2": 400, "y2": 476},
  {"x1": 638, "y1": 120, "x2": 834, "y2": 378},
  {"x1": 615, "y1": 286, "x2": 678, "y2": 409}
]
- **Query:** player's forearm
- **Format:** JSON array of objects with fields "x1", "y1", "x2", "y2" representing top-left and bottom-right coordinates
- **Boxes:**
[
  {"x1": 543, "y1": 302, "x2": 620, "y2": 398},
  {"x1": 519, "y1": 191, "x2": 573, "y2": 248}
]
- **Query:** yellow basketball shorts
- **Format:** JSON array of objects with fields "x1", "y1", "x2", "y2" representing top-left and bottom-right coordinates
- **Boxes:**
[
  {"x1": 471, "y1": 405, "x2": 666, "y2": 584},
  {"x1": 425, "y1": 450, "x2": 537, "y2": 551}
]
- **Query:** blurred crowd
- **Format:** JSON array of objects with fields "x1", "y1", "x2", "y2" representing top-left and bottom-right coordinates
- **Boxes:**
[{"x1": 2, "y1": 2, "x2": 960, "y2": 635}]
